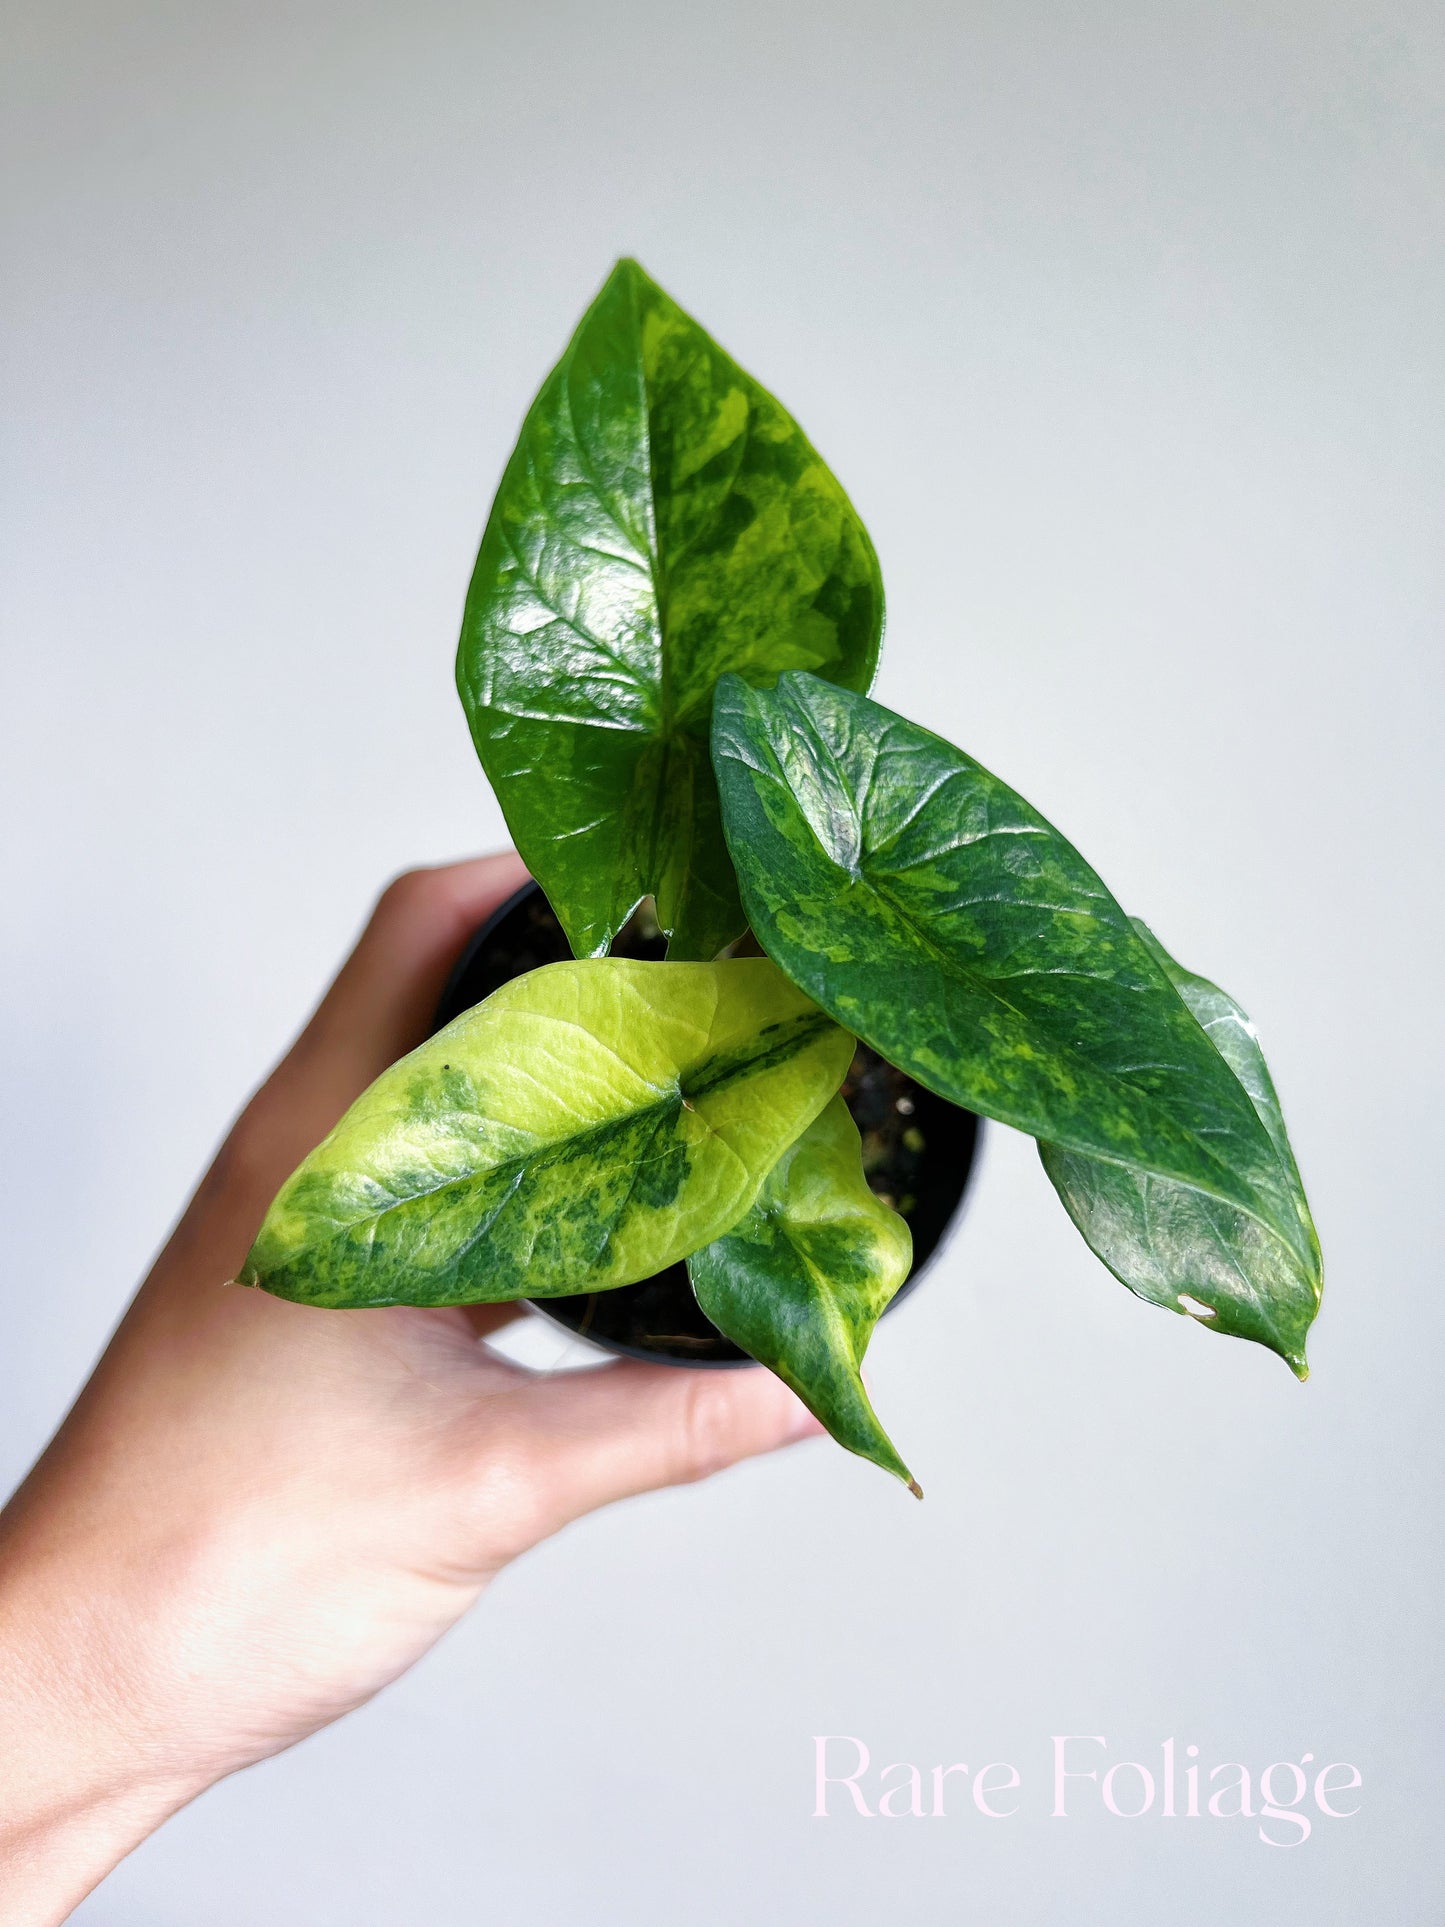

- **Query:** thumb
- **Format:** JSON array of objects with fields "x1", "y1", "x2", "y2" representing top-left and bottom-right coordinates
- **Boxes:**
[{"x1": 509, "y1": 1359, "x2": 825, "y2": 1535}]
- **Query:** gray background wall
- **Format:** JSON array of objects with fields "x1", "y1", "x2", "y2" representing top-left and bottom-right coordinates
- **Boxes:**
[{"x1": 3, "y1": 2, "x2": 1441, "y2": 1920}]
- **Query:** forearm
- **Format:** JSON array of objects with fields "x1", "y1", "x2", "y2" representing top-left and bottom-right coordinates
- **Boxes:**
[
  {"x1": 0, "y1": 1526, "x2": 209, "y2": 1926},
  {"x1": 0, "y1": 1759, "x2": 188, "y2": 1927}
]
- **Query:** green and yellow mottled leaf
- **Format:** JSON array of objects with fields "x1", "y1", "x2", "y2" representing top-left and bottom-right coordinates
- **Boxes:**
[
  {"x1": 239, "y1": 959, "x2": 854, "y2": 1309},
  {"x1": 688, "y1": 1097, "x2": 917, "y2": 1492},
  {"x1": 712, "y1": 671, "x2": 1322, "y2": 1371},
  {"x1": 1040, "y1": 921, "x2": 1322, "y2": 1375},
  {"x1": 456, "y1": 258, "x2": 884, "y2": 963}
]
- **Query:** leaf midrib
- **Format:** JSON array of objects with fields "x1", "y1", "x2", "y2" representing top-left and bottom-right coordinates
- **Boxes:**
[
  {"x1": 863, "y1": 866, "x2": 1298, "y2": 1239},
  {"x1": 295, "y1": 1010, "x2": 835, "y2": 1244},
  {"x1": 735, "y1": 712, "x2": 1291, "y2": 1244},
  {"x1": 614, "y1": 264, "x2": 686, "y2": 916}
]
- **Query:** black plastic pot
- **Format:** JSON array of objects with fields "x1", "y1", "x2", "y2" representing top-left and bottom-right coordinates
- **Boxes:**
[{"x1": 433, "y1": 882, "x2": 982, "y2": 1366}]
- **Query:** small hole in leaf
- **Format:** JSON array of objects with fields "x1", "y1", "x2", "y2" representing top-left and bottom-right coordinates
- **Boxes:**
[{"x1": 1178, "y1": 1293, "x2": 1217, "y2": 1319}]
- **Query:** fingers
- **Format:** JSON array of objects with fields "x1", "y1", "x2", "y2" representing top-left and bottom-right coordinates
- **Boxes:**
[
  {"x1": 298, "y1": 851, "x2": 531, "y2": 1087},
  {"x1": 503, "y1": 1359, "x2": 825, "y2": 1540},
  {"x1": 232, "y1": 852, "x2": 529, "y2": 1183}
]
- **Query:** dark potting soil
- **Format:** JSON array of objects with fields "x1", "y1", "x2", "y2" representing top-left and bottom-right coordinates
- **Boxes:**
[{"x1": 433, "y1": 882, "x2": 981, "y2": 1366}]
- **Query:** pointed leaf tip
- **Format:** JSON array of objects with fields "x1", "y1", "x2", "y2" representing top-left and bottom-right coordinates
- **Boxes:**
[
  {"x1": 458, "y1": 269, "x2": 883, "y2": 962},
  {"x1": 687, "y1": 1097, "x2": 914, "y2": 1486},
  {"x1": 713, "y1": 673, "x2": 1323, "y2": 1380}
]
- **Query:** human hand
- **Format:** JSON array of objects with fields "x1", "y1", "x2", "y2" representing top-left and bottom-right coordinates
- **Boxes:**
[{"x1": 0, "y1": 853, "x2": 822, "y2": 1925}]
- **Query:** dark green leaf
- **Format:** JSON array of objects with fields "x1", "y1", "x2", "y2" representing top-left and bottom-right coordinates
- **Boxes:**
[
  {"x1": 239, "y1": 958, "x2": 853, "y2": 1309},
  {"x1": 456, "y1": 258, "x2": 884, "y2": 962},
  {"x1": 688, "y1": 1097, "x2": 918, "y2": 1492},
  {"x1": 1040, "y1": 922, "x2": 1321, "y2": 1375},
  {"x1": 712, "y1": 671, "x2": 1321, "y2": 1369}
]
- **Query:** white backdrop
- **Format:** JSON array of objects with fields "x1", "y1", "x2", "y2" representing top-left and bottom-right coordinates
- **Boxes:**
[{"x1": 4, "y1": 2, "x2": 1442, "y2": 1920}]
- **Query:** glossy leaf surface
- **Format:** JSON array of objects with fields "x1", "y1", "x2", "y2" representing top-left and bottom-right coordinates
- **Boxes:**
[
  {"x1": 457, "y1": 258, "x2": 883, "y2": 962},
  {"x1": 713, "y1": 671, "x2": 1321, "y2": 1366},
  {"x1": 688, "y1": 1097, "x2": 917, "y2": 1491},
  {"x1": 1040, "y1": 922, "x2": 1321, "y2": 1374},
  {"x1": 240, "y1": 959, "x2": 853, "y2": 1309}
]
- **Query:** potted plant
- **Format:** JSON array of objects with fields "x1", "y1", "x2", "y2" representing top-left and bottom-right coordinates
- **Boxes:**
[
  {"x1": 239, "y1": 259, "x2": 1322, "y2": 1497},
  {"x1": 427, "y1": 881, "x2": 981, "y2": 1371}
]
